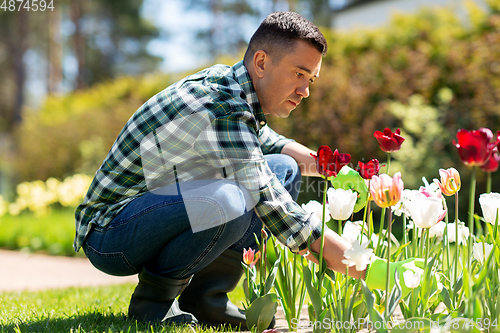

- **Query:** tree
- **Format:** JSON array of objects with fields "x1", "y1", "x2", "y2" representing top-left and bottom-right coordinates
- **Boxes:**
[{"x1": 0, "y1": 0, "x2": 161, "y2": 132}]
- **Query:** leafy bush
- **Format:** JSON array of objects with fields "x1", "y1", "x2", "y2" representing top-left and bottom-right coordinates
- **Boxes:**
[
  {"x1": 12, "y1": 74, "x2": 182, "y2": 182},
  {"x1": 269, "y1": 2, "x2": 500, "y2": 192},
  {"x1": 0, "y1": 209, "x2": 79, "y2": 256}
]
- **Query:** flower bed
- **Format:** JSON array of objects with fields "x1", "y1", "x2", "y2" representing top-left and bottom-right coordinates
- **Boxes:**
[{"x1": 242, "y1": 127, "x2": 500, "y2": 333}]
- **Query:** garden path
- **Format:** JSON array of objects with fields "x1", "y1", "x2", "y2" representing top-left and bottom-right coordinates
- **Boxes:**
[{"x1": 0, "y1": 249, "x2": 138, "y2": 292}]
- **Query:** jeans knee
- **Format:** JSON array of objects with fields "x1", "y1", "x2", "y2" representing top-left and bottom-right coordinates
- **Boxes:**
[
  {"x1": 184, "y1": 180, "x2": 253, "y2": 235},
  {"x1": 212, "y1": 180, "x2": 254, "y2": 224}
]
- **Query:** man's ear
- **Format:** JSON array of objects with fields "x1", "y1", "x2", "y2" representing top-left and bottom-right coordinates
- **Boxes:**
[{"x1": 253, "y1": 50, "x2": 268, "y2": 78}]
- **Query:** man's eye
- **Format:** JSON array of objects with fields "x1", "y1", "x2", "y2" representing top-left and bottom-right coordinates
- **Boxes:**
[
  {"x1": 309, "y1": 78, "x2": 315, "y2": 84},
  {"x1": 296, "y1": 72, "x2": 303, "y2": 78}
]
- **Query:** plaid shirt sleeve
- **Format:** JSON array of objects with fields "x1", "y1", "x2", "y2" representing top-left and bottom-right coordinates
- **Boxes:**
[{"x1": 258, "y1": 125, "x2": 295, "y2": 155}]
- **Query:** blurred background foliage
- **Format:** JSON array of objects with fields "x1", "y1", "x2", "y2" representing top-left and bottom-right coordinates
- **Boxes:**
[
  {"x1": 9, "y1": 1, "x2": 500, "y2": 188},
  {"x1": 0, "y1": 0, "x2": 500, "y2": 254}
]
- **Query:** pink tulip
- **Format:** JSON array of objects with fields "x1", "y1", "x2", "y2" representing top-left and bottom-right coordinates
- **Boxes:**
[
  {"x1": 433, "y1": 168, "x2": 461, "y2": 196},
  {"x1": 369, "y1": 172, "x2": 404, "y2": 208}
]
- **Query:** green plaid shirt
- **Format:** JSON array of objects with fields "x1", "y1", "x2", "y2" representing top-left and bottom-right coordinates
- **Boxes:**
[{"x1": 74, "y1": 61, "x2": 322, "y2": 253}]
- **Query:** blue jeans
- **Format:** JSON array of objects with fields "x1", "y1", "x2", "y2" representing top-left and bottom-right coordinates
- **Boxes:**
[{"x1": 83, "y1": 154, "x2": 301, "y2": 279}]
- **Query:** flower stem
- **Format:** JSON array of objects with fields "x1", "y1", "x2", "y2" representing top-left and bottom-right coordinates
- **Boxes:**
[
  {"x1": 467, "y1": 166, "x2": 477, "y2": 269},
  {"x1": 402, "y1": 212, "x2": 408, "y2": 259},
  {"x1": 318, "y1": 177, "x2": 329, "y2": 291},
  {"x1": 376, "y1": 208, "x2": 386, "y2": 254},
  {"x1": 443, "y1": 199, "x2": 449, "y2": 271},
  {"x1": 386, "y1": 153, "x2": 391, "y2": 175},
  {"x1": 424, "y1": 228, "x2": 431, "y2": 314},
  {"x1": 385, "y1": 207, "x2": 392, "y2": 319},
  {"x1": 454, "y1": 192, "x2": 459, "y2": 288},
  {"x1": 487, "y1": 172, "x2": 492, "y2": 194}
]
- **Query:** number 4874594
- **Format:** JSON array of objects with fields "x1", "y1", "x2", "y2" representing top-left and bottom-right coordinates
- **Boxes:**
[{"x1": 1, "y1": 0, "x2": 55, "y2": 11}]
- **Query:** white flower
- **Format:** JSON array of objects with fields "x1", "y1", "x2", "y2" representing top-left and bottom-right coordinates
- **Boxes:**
[
  {"x1": 302, "y1": 200, "x2": 331, "y2": 222},
  {"x1": 342, "y1": 241, "x2": 373, "y2": 271},
  {"x1": 473, "y1": 242, "x2": 494, "y2": 264},
  {"x1": 479, "y1": 192, "x2": 500, "y2": 225},
  {"x1": 405, "y1": 193, "x2": 447, "y2": 229},
  {"x1": 406, "y1": 221, "x2": 446, "y2": 238},
  {"x1": 446, "y1": 221, "x2": 469, "y2": 245},
  {"x1": 327, "y1": 188, "x2": 357, "y2": 221},
  {"x1": 341, "y1": 221, "x2": 369, "y2": 245},
  {"x1": 403, "y1": 269, "x2": 422, "y2": 289},
  {"x1": 429, "y1": 221, "x2": 446, "y2": 238},
  {"x1": 392, "y1": 189, "x2": 420, "y2": 217}
]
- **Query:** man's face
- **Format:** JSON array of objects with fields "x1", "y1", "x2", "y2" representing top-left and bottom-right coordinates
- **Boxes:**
[{"x1": 255, "y1": 40, "x2": 323, "y2": 118}]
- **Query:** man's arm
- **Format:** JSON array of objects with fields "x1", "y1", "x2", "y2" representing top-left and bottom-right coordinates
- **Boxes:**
[
  {"x1": 281, "y1": 141, "x2": 320, "y2": 177},
  {"x1": 281, "y1": 142, "x2": 367, "y2": 278},
  {"x1": 298, "y1": 228, "x2": 367, "y2": 280}
]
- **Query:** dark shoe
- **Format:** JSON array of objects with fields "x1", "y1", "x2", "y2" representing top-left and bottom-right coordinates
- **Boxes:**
[
  {"x1": 128, "y1": 267, "x2": 197, "y2": 325},
  {"x1": 178, "y1": 249, "x2": 249, "y2": 329}
]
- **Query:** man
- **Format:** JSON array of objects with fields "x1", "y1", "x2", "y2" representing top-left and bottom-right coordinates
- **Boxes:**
[{"x1": 74, "y1": 11, "x2": 426, "y2": 329}]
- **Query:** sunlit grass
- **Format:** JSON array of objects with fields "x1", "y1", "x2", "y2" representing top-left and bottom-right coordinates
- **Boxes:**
[{"x1": 0, "y1": 283, "x2": 248, "y2": 333}]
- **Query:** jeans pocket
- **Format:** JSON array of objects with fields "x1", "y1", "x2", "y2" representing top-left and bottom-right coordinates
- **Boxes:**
[{"x1": 83, "y1": 243, "x2": 138, "y2": 276}]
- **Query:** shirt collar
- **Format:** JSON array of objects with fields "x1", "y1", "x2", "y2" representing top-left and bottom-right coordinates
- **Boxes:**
[{"x1": 232, "y1": 61, "x2": 267, "y2": 128}]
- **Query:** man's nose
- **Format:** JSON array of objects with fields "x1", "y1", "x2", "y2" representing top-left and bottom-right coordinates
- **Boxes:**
[{"x1": 296, "y1": 84, "x2": 310, "y2": 98}]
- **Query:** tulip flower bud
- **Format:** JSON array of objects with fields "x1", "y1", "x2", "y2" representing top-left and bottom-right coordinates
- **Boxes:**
[{"x1": 243, "y1": 248, "x2": 255, "y2": 265}]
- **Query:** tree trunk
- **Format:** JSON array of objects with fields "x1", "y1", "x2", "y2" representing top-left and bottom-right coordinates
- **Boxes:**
[
  {"x1": 71, "y1": 0, "x2": 86, "y2": 90},
  {"x1": 209, "y1": 0, "x2": 222, "y2": 62},
  {"x1": 12, "y1": 9, "x2": 29, "y2": 125},
  {"x1": 48, "y1": 6, "x2": 62, "y2": 95}
]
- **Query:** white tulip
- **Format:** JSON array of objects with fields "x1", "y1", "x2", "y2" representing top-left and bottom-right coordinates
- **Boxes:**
[
  {"x1": 327, "y1": 188, "x2": 357, "y2": 221},
  {"x1": 405, "y1": 193, "x2": 446, "y2": 229},
  {"x1": 479, "y1": 192, "x2": 500, "y2": 225},
  {"x1": 302, "y1": 200, "x2": 331, "y2": 222},
  {"x1": 403, "y1": 269, "x2": 422, "y2": 289},
  {"x1": 473, "y1": 242, "x2": 494, "y2": 264}
]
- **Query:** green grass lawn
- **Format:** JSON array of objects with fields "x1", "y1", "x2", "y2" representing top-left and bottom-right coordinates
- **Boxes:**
[{"x1": 0, "y1": 282, "x2": 248, "y2": 333}]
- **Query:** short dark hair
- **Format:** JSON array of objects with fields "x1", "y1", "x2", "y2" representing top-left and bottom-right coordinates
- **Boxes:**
[{"x1": 244, "y1": 11, "x2": 327, "y2": 64}]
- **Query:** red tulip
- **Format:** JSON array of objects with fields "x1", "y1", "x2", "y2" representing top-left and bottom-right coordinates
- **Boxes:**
[
  {"x1": 373, "y1": 128, "x2": 405, "y2": 153},
  {"x1": 481, "y1": 147, "x2": 500, "y2": 173},
  {"x1": 453, "y1": 128, "x2": 497, "y2": 166},
  {"x1": 356, "y1": 159, "x2": 380, "y2": 180},
  {"x1": 311, "y1": 146, "x2": 351, "y2": 178}
]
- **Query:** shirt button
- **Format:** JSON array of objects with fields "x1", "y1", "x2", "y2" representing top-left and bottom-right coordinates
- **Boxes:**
[{"x1": 260, "y1": 121, "x2": 266, "y2": 126}]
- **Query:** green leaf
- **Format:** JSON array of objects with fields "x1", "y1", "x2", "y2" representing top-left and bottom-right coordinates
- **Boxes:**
[
  {"x1": 330, "y1": 166, "x2": 368, "y2": 213},
  {"x1": 264, "y1": 252, "x2": 280, "y2": 294},
  {"x1": 303, "y1": 264, "x2": 323, "y2": 320},
  {"x1": 387, "y1": 270, "x2": 402, "y2": 318},
  {"x1": 440, "y1": 285, "x2": 453, "y2": 310},
  {"x1": 245, "y1": 293, "x2": 279, "y2": 333},
  {"x1": 361, "y1": 279, "x2": 387, "y2": 333}
]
